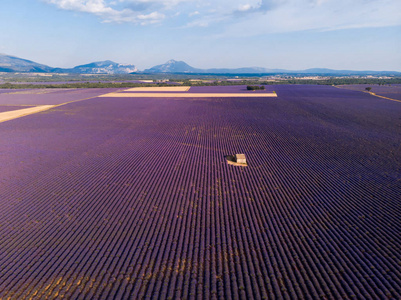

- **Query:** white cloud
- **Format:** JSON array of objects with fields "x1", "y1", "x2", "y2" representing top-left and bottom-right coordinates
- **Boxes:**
[
  {"x1": 117, "y1": 0, "x2": 194, "y2": 11},
  {"x1": 45, "y1": 0, "x2": 165, "y2": 24},
  {"x1": 220, "y1": 0, "x2": 401, "y2": 35},
  {"x1": 47, "y1": 0, "x2": 113, "y2": 14},
  {"x1": 238, "y1": 4, "x2": 252, "y2": 12},
  {"x1": 189, "y1": 11, "x2": 200, "y2": 17},
  {"x1": 186, "y1": 20, "x2": 209, "y2": 27},
  {"x1": 315, "y1": 0, "x2": 328, "y2": 6},
  {"x1": 44, "y1": 0, "x2": 401, "y2": 32}
]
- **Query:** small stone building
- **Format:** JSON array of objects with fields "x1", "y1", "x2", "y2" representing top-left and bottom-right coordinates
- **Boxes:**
[{"x1": 236, "y1": 154, "x2": 247, "y2": 164}]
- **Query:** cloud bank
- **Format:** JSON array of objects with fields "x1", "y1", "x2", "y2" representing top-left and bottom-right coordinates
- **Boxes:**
[
  {"x1": 45, "y1": 0, "x2": 401, "y2": 33},
  {"x1": 45, "y1": 0, "x2": 165, "y2": 24}
]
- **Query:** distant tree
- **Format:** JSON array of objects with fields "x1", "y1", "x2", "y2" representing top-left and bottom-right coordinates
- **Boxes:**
[
  {"x1": 247, "y1": 85, "x2": 265, "y2": 91},
  {"x1": 365, "y1": 87, "x2": 372, "y2": 92}
]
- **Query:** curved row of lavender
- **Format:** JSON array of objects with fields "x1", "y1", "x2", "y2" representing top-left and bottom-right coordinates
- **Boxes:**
[
  {"x1": 0, "y1": 85, "x2": 400, "y2": 299},
  {"x1": 338, "y1": 84, "x2": 401, "y2": 101},
  {"x1": 3, "y1": 80, "x2": 156, "y2": 85},
  {"x1": 0, "y1": 89, "x2": 27, "y2": 94},
  {"x1": 0, "y1": 88, "x2": 121, "y2": 105},
  {"x1": 0, "y1": 105, "x2": 35, "y2": 113}
]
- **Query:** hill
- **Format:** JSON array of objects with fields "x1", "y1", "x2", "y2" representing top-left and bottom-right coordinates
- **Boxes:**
[
  {"x1": 0, "y1": 54, "x2": 53, "y2": 73},
  {"x1": 143, "y1": 59, "x2": 201, "y2": 73},
  {"x1": 53, "y1": 60, "x2": 137, "y2": 74},
  {"x1": 1, "y1": 54, "x2": 400, "y2": 76},
  {"x1": 143, "y1": 59, "x2": 401, "y2": 76}
]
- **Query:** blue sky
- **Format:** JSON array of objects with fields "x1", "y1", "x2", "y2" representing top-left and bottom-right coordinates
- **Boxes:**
[{"x1": 1, "y1": 0, "x2": 400, "y2": 70}]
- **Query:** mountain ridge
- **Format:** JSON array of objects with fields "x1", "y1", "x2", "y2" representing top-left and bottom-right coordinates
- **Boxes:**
[
  {"x1": 53, "y1": 60, "x2": 138, "y2": 74},
  {"x1": 142, "y1": 59, "x2": 401, "y2": 75},
  {"x1": 1, "y1": 54, "x2": 400, "y2": 76},
  {"x1": 0, "y1": 54, "x2": 54, "y2": 73}
]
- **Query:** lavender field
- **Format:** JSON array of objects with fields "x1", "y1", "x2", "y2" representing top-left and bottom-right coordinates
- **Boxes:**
[
  {"x1": 0, "y1": 85, "x2": 400, "y2": 299},
  {"x1": 0, "y1": 88, "x2": 121, "y2": 105},
  {"x1": 338, "y1": 84, "x2": 401, "y2": 101},
  {"x1": 188, "y1": 85, "x2": 270, "y2": 94},
  {"x1": 0, "y1": 105, "x2": 35, "y2": 113}
]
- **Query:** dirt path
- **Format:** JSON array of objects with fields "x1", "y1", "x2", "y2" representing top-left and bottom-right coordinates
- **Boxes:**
[
  {"x1": 334, "y1": 85, "x2": 401, "y2": 103},
  {"x1": 0, "y1": 105, "x2": 55, "y2": 123}
]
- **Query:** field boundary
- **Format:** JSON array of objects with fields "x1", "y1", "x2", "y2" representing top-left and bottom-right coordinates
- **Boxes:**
[
  {"x1": 99, "y1": 92, "x2": 277, "y2": 98},
  {"x1": 123, "y1": 86, "x2": 191, "y2": 92},
  {"x1": 0, "y1": 105, "x2": 55, "y2": 123},
  {"x1": 0, "y1": 89, "x2": 126, "y2": 123},
  {"x1": 366, "y1": 91, "x2": 401, "y2": 103},
  {"x1": 334, "y1": 85, "x2": 401, "y2": 103}
]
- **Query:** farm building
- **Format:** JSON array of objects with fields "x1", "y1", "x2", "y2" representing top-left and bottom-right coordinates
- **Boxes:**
[{"x1": 236, "y1": 153, "x2": 247, "y2": 164}]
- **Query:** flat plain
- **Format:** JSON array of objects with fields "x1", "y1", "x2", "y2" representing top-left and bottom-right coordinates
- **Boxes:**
[{"x1": 0, "y1": 85, "x2": 400, "y2": 299}]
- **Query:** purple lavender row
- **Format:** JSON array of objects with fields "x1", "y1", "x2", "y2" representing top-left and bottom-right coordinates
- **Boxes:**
[
  {"x1": 0, "y1": 88, "x2": 121, "y2": 105},
  {"x1": 338, "y1": 84, "x2": 401, "y2": 101},
  {"x1": 0, "y1": 105, "x2": 35, "y2": 113}
]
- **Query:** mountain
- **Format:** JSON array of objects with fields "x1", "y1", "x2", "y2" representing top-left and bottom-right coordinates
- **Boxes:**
[
  {"x1": 144, "y1": 61, "x2": 401, "y2": 75},
  {"x1": 203, "y1": 67, "x2": 286, "y2": 74},
  {"x1": 0, "y1": 54, "x2": 53, "y2": 73},
  {"x1": 0, "y1": 54, "x2": 137, "y2": 74},
  {"x1": 143, "y1": 60, "x2": 270, "y2": 74},
  {"x1": 1, "y1": 54, "x2": 400, "y2": 76},
  {"x1": 144, "y1": 60, "x2": 201, "y2": 73},
  {"x1": 143, "y1": 60, "x2": 401, "y2": 76},
  {"x1": 53, "y1": 60, "x2": 137, "y2": 74},
  {"x1": 295, "y1": 68, "x2": 400, "y2": 76}
]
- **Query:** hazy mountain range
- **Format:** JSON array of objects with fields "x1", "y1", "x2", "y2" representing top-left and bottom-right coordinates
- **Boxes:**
[
  {"x1": 1, "y1": 54, "x2": 399, "y2": 76},
  {"x1": 52, "y1": 61, "x2": 138, "y2": 74},
  {"x1": 145, "y1": 60, "x2": 401, "y2": 76}
]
